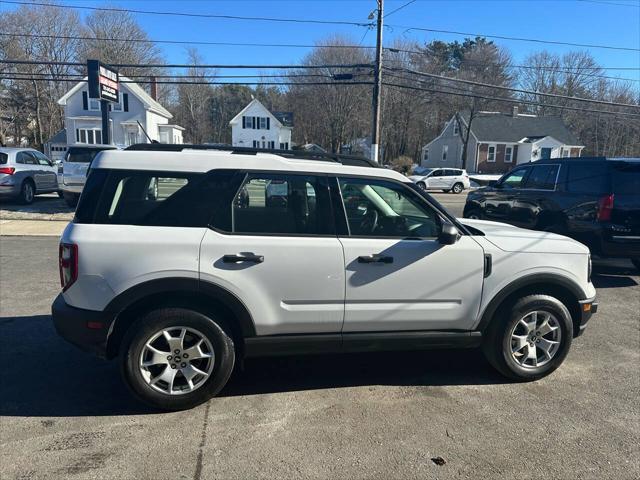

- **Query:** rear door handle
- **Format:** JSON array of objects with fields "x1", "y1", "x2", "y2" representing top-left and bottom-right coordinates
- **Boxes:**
[
  {"x1": 222, "y1": 254, "x2": 264, "y2": 264},
  {"x1": 358, "y1": 254, "x2": 393, "y2": 264}
]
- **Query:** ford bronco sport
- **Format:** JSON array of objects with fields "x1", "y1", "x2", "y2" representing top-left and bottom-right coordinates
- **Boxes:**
[{"x1": 52, "y1": 145, "x2": 597, "y2": 410}]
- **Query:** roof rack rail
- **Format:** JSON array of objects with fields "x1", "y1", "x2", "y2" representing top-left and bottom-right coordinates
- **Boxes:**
[{"x1": 124, "y1": 143, "x2": 380, "y2": 168}]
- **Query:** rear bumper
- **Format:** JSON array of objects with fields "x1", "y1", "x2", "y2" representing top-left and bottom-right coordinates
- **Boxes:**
[
  {"x1": 51, "y1": 294, "x2": 112, "y2": 358},
  {"x1": 576, "y1": 297, "x2": 598, "y2": 337},
  {"x1": 0, "y1": 183, "x2": 20, "y2": 197}
]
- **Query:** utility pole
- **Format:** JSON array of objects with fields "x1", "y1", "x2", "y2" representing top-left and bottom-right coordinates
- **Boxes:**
[{"x1": 370, "y1": 0, "x2": 384, "y2": 164}]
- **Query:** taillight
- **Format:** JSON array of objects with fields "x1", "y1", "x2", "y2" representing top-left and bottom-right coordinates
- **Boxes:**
[
  {"x1": 59, "y1": 243, "x2": 78, "y2": 291},
  {"x1": 596, "y1": 194, "x2": 614, "y2": 222},
  {"x1": 0, "y1": 167, "x2": 15, "y2": 175}
]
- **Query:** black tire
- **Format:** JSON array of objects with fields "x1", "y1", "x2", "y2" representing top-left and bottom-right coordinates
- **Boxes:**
[
  {"x1": 465, "y1": 209, "x2": 483, "y2": 220},
  {"x1": 632, "y1": 258, "x2": 640, "y2": 271},
  {"x1": 482, "y1": 294, "x2": 573, "y2": 381},
  {"x1": 19, "y1": 180, "x2": 35, "y2": 204},
  {"x1": 417, "y1": 181, "x2": 426, "y2": 190},
  {"x1": 120, "y1": 308, "x2": 235, "y2": 411},
  {"x1": 452, "y1": 182, "x2": 464, "y2": 194},
  {"x1": 63, "y1": 192, "x2": 79, "y2": 208}
]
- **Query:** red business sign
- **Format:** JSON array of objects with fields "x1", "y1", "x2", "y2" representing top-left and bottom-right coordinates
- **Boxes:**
[{"x1": 87, "y1": 60, "x2": 119, "y2": 103}]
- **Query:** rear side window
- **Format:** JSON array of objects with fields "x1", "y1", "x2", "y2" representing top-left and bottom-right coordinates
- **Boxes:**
[
  {"x1": 229, "y1": 173, "x2": 333, "y2": 235},
  {"x1": 524, "y1": 164, "x2": 559, "y2": 190},
  {"x1": 75, "y1": 169, "x2": 243, "y2": 227},
  {"x1": 612, "y1": 162, "x2": 640, "y2": 195},
  {"x1": 0, "y1": 153, "x2": 7, "y2": 164}
]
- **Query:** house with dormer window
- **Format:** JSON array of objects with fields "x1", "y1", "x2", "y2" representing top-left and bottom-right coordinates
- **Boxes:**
[
  {"x1": 54, "y1": 76, "x2": 184, "y2": 149},
  {"x1": 229, "y1": 98, "x2": 293, "y2": 150}
]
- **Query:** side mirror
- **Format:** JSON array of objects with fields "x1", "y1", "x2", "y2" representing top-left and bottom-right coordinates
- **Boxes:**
[{"x1": 439, "y1": 223, "x2": 460, "y2": 245}]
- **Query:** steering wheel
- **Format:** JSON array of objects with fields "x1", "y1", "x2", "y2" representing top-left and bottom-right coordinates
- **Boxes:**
[{"x1": 360, "y1": 207, "x2": 379, "y2": 234}]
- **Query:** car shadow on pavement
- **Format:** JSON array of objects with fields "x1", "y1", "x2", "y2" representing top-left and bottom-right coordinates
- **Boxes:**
[
  {"x1": 591, "y1": 260, "x2": 638, "y2": 289},
  {"x1": 0, "y1": 314, "x2": 508, "y2": 417},
  {"x1": 223, "y1": 348, "x2": 508, "y2": 398}
]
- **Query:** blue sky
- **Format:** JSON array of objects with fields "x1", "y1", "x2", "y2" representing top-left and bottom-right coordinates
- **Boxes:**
[{"x1": 3, "y1": 0, "x2": 639, "y2": 84}]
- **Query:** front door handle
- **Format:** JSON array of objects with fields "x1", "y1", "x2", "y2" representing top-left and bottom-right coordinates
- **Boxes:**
[
  {"x1": 222, "y1": 254, "x2": 264, "y2": 264},
  {"x1": 358, "y1": 254, "x2": 393, "y2": 264}
]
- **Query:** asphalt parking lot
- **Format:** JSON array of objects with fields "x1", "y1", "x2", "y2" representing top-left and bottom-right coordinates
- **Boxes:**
[{"x1": 1, "y1": 193, "x2": 639, "y2": 479}]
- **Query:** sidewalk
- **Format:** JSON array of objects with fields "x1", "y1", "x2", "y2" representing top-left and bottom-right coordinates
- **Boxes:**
[{"x1": 0, "y1": 219, "x2": 67, "y2": 237}]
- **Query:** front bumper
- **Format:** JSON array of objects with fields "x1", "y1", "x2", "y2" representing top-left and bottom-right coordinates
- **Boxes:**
[
  {"x1": 52, "y1": 294, "x2": 112, "y2": 358},
  {"x1": 576, "y1": 297, "x2": 598, "y2": 337}
]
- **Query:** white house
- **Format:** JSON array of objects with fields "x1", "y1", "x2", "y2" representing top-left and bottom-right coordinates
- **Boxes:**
[
  {"x1": 54, "y1": 77, "x2": 184, "y2": 149},
  {"x1": 229, "y1": 98, "x2": 292, "y2": 150},
  {"x1": 421, "y1": 107, "x2": 584, "y2": 174}
]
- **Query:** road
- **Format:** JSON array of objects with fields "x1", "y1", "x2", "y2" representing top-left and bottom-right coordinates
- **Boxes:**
[{"x1": 1, "y1": 209, "x2": 639, "y2": 479}]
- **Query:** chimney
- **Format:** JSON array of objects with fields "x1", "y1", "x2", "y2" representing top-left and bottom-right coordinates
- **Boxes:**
[
  {"x1": 512, "y1": 105, "x2": 519, "y2": 117},
  {"x1": 150, "y1": 76, "x2": 158, "y2": 101}
]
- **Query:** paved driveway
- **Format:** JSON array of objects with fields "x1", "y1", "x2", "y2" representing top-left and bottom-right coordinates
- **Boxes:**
[{"x1": 0, "y1": 236, "x2": 638, "y2": 479}]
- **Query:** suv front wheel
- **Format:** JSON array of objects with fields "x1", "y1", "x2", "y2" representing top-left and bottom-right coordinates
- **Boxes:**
[
  {"x1": 120, "y1": 308, "x2": 235, "y2": 410},
  {"x1": 483, "y1": 295, "x2": 573, "y2": 381}
]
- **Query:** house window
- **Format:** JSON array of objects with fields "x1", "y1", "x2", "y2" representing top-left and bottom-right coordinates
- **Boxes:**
[
  {"x1": 76, "y1": 128, "x2": 102, "y2": 145},
  {"x1": 442, "y1": 145, "x2": 448, "y2": 161},
  {"x1": 279, "y1": 142, "x2": 289, "y2": 150},
  {"x1": 487, "y1": 144, "x2": 496, "y2": 162},
  {"x1": 259, "y1": 117, "x2": 267, "y2": 129},
  {"x1": 268, "y1": 141, "x2": 275, "y2": 149},
  {"x1": 453, "y1": 122, "x2": 459, "y2": 136},
  {"x1": 561, "y1": 147, "x2": 572, "y2": 157},
  {"x1": 252, "y1": 140, "x2": 259, "y2": 148},
  {"x1": 88, "y1": 97, "x2": 100, "y2": 111},
  {"x1": 423, "y1": 148, "x2": 429, "y2": 161},
  {"x1": 505, "y1": 146, "x2": 513, "y2": 163},
  {"x1": 244, "y1": 116, "x2": 254, "y2": 129}
]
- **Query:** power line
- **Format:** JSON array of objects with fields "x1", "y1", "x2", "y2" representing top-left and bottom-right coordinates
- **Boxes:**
[
  {"x1": 381, "y1": 81, "x2": 640, "y2": 118},
  {"x1": 577, "y1": 0, "x2": 640, "y2": 7},
  {"x1": 0, "y1": 32, "x2": 376, "y2": 51},
  {"x1": 0, "y1": 59, "x2": 374, "y2": 70},
  {"x1": 385, "y1": 67, "x2": 640, "y2": 109},
  {"x1": 0, "y1": 71, "x2": 373, "y2": 80},
  {"x1": 387, "y1": 24, "x2": 640, "y2": 52},
  {"x1": 384, "y1": 0, "x2": 418, "y2": 18},
  {"x1": 1, "y1": 1, "x2": 372, "y2": 27},
  {"x1": 0, "y1": 75, "x2": 373, "y2": 87}
]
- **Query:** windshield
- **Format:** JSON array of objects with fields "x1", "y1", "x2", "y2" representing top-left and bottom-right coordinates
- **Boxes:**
[{"x1": 413, "y1": 167, "x2": 434, "y2": 176}]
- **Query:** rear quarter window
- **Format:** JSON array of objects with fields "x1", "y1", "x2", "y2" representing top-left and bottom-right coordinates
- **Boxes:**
[
  {"x1": 566, "y1": 163, "x2": 609, "y2": 194},
  {"x1": 612, "y1": 162, "x2": 640, "y2": 195},
  {"x1": 0, "y1": 153, "x2": 7, "y2": 164},
  {"x1": 75, "y1": 168, "x2": 242, "y2": 228}
]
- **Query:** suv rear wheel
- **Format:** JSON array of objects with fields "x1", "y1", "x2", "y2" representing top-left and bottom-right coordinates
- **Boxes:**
[
  {"x1": 483, "y1": 295, "x2": 573, "y2": 381},
  {"x1": 120, "y1": 308, "x2": 235, "y2": 411},
  {"x1": 452, "y1": 182, "x2": 464, "y2": 194}
]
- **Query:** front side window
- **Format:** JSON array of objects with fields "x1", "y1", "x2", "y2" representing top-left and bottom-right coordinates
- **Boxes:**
[
  {"x1": 500, "y1": 168, "x2": 529, "y2": 189},
  {"x1": 524, "y1": 164, "x2": 559, "y2": 190},
  {"x1": 17, "y1": 152, "x2": 36, "y2": 165},
  {"x1": 338, "y1": 177, "x2": 440, "y2": 238},
  {"x1": 33, "y1": 151, "x2": 52, "y2": 166},
  {"x1": 231, "y1": 173, "x2": 332, "y2": 235},
  {"x1": 487, "y1": 145, "x2": 496, "y2": 162}
]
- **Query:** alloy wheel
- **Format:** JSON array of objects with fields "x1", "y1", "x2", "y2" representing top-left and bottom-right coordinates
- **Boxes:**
[
  {"x1": 139, "y1": 326, "x2": 215, "y2": 395},
  {"x1": 509, "y1": 310, "x2": 562, "y2": 368}
]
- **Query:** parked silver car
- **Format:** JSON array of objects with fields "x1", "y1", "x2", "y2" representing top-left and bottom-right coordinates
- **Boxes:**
[
  {"x1": 58, "y1": 145, "x2": 117, "y2": 207},
  {"x1": 408, "y1": 167, "x2": 471, "y2": 194},
  {"x1": 0, "y1": 147, "x2": 59, "y2": 204}
]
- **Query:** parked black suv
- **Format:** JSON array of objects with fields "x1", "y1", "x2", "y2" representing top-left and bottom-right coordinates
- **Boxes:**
[{"x1": 463, "y1": 157, "x2": 640, "y2": 269}]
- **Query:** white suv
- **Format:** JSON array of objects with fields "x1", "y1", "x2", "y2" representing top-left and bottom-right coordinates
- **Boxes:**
[
  {"x1": 409, "y1": 167, "x2": 471, "y2": 193},
  {"x1": 52, "y1": 145, "x2": 597, "y2": 410}
]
